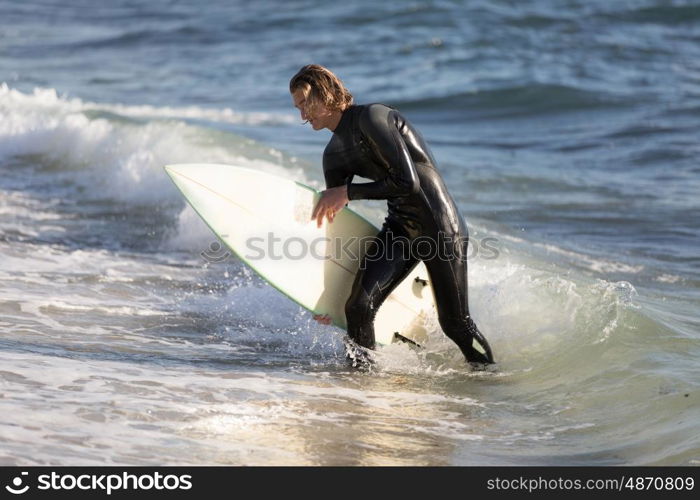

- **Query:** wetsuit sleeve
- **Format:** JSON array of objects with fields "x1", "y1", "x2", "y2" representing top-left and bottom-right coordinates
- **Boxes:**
[
  {"x1": 346, "y1": 105, "x2": 420, "y2": 201},
  {"x1": 322, "y1": 155, "x2": 354, "y2": 189}
]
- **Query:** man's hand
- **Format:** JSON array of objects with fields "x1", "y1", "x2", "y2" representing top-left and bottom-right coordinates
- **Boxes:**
[
  {"x1": 311, "y1": 185, "x2": 349, "y2": 228},
  {"x1": 312, "y1": 314, "x2": 332, "y2": 325}
]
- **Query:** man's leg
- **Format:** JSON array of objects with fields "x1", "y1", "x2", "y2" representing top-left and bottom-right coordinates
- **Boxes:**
[
  {"x1": 422, "y1": 232, "x2": 495, "y2": 364},
  {"x1": 345, "y1": 224, "x2": 418, "y2": 350}
]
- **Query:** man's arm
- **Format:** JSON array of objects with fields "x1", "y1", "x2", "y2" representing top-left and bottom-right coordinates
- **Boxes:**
[{"x1": 346, "y1": 105, "x2": 420, "y2": 201}]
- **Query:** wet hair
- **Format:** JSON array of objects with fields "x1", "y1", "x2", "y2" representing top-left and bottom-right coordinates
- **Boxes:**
[{"x1": 289, "y1": 64, "x2": 353, "y2": 113}]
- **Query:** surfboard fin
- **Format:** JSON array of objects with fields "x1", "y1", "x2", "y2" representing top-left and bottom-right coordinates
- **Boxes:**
[
  {"x1": 414, "y1": 277, "x2": 428, "y2": 287},
  {"x1": 393, "y1": 331, "x2": 421, "y2": 347}
]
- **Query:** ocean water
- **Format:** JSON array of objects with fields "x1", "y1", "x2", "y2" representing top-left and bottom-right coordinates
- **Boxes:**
[{"x1": 0, "y1": 0, "x2": 698, "y2": 465}]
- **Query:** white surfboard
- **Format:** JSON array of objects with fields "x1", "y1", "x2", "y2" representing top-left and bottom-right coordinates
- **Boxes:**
[{"x1": 164, "y1": 163, "x2": 436, "y2": 346}]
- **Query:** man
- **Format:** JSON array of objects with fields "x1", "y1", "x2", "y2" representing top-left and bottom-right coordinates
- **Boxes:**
[{"x1": 290, "y1": 64, "x2": 494, "y2": 366}]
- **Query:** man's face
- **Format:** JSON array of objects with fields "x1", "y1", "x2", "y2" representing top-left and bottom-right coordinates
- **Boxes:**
[{"x1": 292, "y1": 87, "x2": 333, "y2": 131}]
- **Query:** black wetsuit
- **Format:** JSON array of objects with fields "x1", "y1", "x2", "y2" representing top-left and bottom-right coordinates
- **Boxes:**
[{"x1": 323, "y1": 103, "x2": 494, "y2": 364}]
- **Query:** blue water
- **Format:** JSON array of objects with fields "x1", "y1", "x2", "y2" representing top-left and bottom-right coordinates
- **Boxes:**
[{"x1": 0, "y1": 0, "x2": 698, "y2": 465}]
